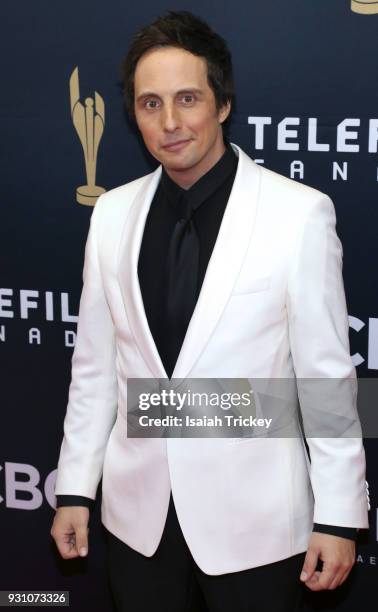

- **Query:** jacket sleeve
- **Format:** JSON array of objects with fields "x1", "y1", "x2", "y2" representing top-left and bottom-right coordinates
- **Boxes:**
[
  {"x1": 54, "y1": 193, "x2": 118, "y2": 500},
  {"x1": 286, "y1": 194, "x2": 369, "y2": 529}
]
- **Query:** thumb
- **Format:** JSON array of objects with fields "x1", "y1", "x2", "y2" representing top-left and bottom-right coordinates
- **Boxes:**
[
  {"x1": 300, "y1": 548, "x2": 318, "y2": 582},
  {"x1": 75, "y1": 524, "x2": 89, "y2": 557}
]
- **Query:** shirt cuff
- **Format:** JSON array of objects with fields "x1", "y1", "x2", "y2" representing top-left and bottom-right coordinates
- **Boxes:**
[
  {"x1": 312, "y1": 523, "x2": 358, "y2": 541},
  {"x1": 55, "y1": 495, "x2": 94, "y2": 509}
]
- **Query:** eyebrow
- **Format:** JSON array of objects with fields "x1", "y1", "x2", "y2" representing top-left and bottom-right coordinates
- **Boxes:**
[{"x1": 136, "y1": 88, "x2": 204, "y2": 102}]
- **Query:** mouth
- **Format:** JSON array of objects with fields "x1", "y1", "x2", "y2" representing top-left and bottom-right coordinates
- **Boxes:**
[{"x1": 161, "y1": 139, "x2": 191, "y2": 152}]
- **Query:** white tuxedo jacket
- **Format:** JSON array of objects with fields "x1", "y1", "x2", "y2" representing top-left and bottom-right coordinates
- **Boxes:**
[{"x1": 55, "y1": 143, "x2": 369, "y2": 575}]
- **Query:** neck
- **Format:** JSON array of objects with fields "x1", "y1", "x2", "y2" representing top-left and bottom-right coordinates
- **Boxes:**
[{"x1": 164, "y1": 134, "x2": 226, "y2": 190}]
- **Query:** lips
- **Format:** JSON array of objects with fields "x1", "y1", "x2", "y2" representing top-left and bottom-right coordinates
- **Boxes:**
[{"x1": 162, "y1": 139, "x2": 191, "y2": 151}]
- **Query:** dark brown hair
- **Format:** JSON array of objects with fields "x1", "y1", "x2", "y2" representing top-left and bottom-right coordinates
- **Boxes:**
[{"x1": 121, "y1": 11, "x2": 234, "y2": 124}]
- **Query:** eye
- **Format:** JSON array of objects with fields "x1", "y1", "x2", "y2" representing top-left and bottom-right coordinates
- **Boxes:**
[
  {"x1": 145, "y1": 99, "x2": 160, "y2": 110},
  {"x1": 180, "y1": 94, "x2": 195, "y2": 105}
]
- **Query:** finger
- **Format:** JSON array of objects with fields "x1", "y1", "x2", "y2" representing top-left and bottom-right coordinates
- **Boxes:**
[
  {"x1": 300, "y1": 548, "x2": 319, "y2": 582},
  {"x1": 326, "y1": 568, "x2": 346, "y2": 591},
  {"x1": 54, "y1": 533, "x2": 80, "y2": 560},
  {"x1": 74, "y1": 524, "x2": 89, "y2": 557},
  {"x1": 52, "y1": 524, "x2": 82, "y2": 560},
  {"x1": 312, "y1": 563, "x2": 338, "y2": 591},
  {"x1": 305, "y1": 570, "x2": 321, "y2": 591},
  {"x1": 338, "y1": 566, "x2": 353, "y2": 587},
  {"x1": 328, "y1": 564, "x2": 353, "y2": 590}
]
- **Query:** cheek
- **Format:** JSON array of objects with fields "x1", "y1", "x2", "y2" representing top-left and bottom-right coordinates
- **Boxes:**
[
  {"x1": 189, "y1": 111, "x2": 219, "y2": 138},
  {"x1": 187, "y1": 120, "x2": 208, "y2": 141},
  {"x1": 138, "y1": 121, "x2": 158, "y2": 147}
]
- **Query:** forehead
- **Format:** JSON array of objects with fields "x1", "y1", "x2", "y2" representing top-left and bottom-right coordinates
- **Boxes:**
[{"x1": 134, "y1": 47, "x2": 209, "y2": 94}]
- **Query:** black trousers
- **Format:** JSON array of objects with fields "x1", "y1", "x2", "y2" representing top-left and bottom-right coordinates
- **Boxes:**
[{"x1": 103, "y1": 493, "x2": 306, "y2": 612}]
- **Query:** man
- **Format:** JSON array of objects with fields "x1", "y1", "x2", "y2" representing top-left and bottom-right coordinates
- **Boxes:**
[{"x1": 51, "y1": 11, "x2": 369, "y2": 612}]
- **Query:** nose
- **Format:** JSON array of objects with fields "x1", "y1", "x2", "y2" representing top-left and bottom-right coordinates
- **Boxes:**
[{"x1": 161, "y1": 102, "x2": 180, "y2": 132}]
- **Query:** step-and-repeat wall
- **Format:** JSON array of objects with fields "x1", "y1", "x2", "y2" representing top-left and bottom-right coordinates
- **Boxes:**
[{"x1": 1, "y1": 1, "x2": 377, "y2": 610}]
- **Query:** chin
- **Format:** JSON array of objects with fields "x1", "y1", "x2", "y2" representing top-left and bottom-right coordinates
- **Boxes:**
[
  {"x1": 166, "y1": 162, "x2": 198, "y2": 174},
  {"x1": 159, "y1": 154, "x2": 193, "y2": 170}
]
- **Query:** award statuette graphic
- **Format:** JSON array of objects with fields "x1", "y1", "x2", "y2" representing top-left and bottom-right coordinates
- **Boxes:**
[
  {"x1": 351, "y1": 0, "x2": 378, "y2": 14},
  {"x1": 69, "y1": 67, "x2": 106, "y2": 206}
]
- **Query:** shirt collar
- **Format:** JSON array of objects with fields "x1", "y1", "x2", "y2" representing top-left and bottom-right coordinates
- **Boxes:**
[{"x1": 160, "y1": 140, "x2": 238, "y2": 217}]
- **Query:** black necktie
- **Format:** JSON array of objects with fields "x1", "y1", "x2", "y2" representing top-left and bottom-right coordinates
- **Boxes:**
[{"x1": 164, "y1": 191, "x2": 200, "y2": 377}]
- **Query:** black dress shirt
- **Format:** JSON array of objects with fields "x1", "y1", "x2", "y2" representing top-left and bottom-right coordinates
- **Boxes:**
[{"x1": 56, "y1": 142, "x2": 357, "y2": 541}]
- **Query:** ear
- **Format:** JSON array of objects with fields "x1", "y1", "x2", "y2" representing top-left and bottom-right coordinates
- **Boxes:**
[{"x1": 218, "y1": 100, "x2": 231, "y2": 124}]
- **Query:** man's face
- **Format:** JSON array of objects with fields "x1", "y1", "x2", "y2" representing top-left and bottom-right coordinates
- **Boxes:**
[{"x1": 133, "y1": 46, "x2": 231, "y2": 187}]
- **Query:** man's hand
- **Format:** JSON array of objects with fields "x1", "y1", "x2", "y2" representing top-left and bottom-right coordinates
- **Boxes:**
[
  {"x1": 300, "y1": 532, "x2": 356, "y2": 591},
  {"x1": 50, "y1": 506, "x2": 90, "y2": 560}
]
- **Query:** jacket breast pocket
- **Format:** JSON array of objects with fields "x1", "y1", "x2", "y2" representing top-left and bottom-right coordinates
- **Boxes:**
[{"x1": 231, "y1": 275, "x2": 271, "y2": 296}]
